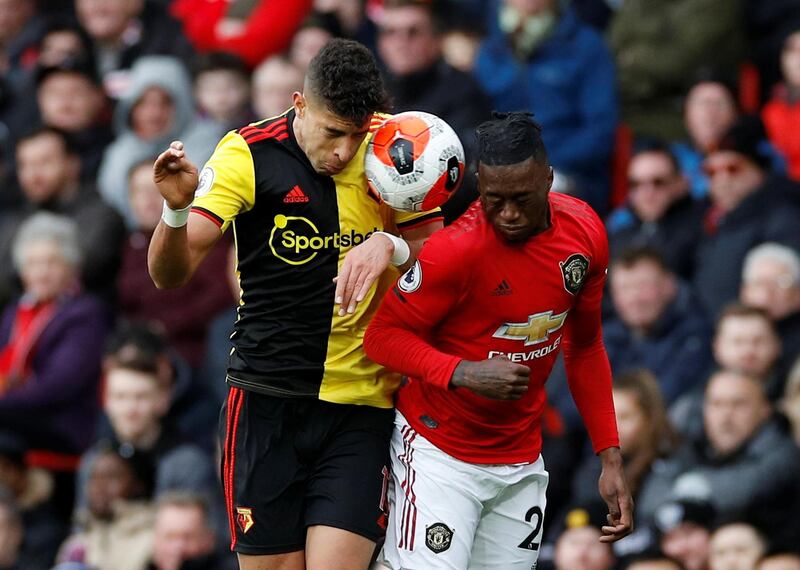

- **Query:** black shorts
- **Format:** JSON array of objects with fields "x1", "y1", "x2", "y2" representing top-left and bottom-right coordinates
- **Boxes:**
[{"x1": 219, "y1": 386, "x2": 394, "y2": 555}]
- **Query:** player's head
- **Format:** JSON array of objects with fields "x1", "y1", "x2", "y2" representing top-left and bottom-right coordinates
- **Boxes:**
[
  {"x1": 292, "y1": 38, "x2": 390, "y2": 176},
  {"x1": 475, "y1": 112, "x2": 553, "y2": 243}
]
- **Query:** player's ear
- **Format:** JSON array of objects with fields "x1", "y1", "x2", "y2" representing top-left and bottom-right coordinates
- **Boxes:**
[{"x1": 292, "y1": 92, "x2": 306, "y2": 118}]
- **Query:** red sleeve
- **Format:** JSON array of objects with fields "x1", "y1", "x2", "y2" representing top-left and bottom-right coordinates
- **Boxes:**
[
  {"x1": 562, "y1": 224, "x2": 619, "y2": 454},
  {"x1": 364, "y1": 234, "x2": 466, "y2": 389},
  {"x1": 171, "y1": 0, "x2": 313, "y2": 67}
]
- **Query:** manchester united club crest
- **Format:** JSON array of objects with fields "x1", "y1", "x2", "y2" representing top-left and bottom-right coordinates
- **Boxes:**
[
  {"x1": 559, "y1": 253, "x2": 589, "y2": 295},
  {"x1": 236, "y1": 507, "x2": 254, "y2": 534},
  {"x1": 426, "y1": 522, "x2": 453, "y2": 554}
]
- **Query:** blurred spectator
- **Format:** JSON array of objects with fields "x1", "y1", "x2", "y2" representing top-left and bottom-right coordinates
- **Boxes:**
[
  {"x1": 744, "y1": 1, "x2": 800, "y2": 102},
  {"x1": 171, "y1": 0, "x2": 312, "y2": 69},
  {"x1": 116, "y1": 160, "x2": 233, "y2": 368},
  {"x1": 762, "y1": 29, "x2": 800, "y2": 182},
  {"x1": 0, "y1": 431, "x2": 67, "y2": 569},
  {"x1": 377, "y1": 0, "x2": 490, "y2": 148},
  {"x1": 671, "y1": 77, "x2": 739, "y2": 199},
  {"x1": 59, "y1": 444, "x2": 154, "y2": 570},
  {"x1": 314, "y1": 0, "x2": 377, "y2": 48},
  {"x1": 605, "y1": 248, "x2": 712, "y2": 404},
  {"x1": 250, "y1": 55, "x2": 302, "y2": 120},
  {"x1": 708, "y1": 523, "x2": 766, "y2": 570},
  {"x1": 692, "y1": 117, "x2": 800, "y2": 319},
  {"x1": 439, "y1": 9, "x2": 485, "y2": 73},
  {"x1": 651, "y1": 371, "x2": 800, "y2": 550},
  {"x1": 0, "y1": 491, "x2": 23, "y2": 570},
  {"x1": 376, "y1": 0, "x2": 491, "y2": 222},
  {"x1": 553, "y1": 505, "x2": 616, "y2": 570},
  {"x1": 289, "y1": 10, "x2": 341, "y2": 73},
  {"x1": 0, "y1": 0, "x2": 44, "y2": 137},
  {"x1": 571, "y1": 370, "x2": 679, "y2": 527},
  {"x1": 608, "y1": 0, "x2": 744, "y2": 141},
  {"x1": 0, "y1": 213, "x2": 109, "y2": 455},
  {"x1": 97, "y1": 56, "x2": 222, "y2": 227},
  {"x1": 655, "y1": 496, "x2": 714, "y2": 570},
  {"x1": 147, "y1": 492, "x2": 232, "y2": 570},
  {"x1": 76, "y1": 351, "x2": 214, "y2": 508},
  {"x1": 35, "y1": 19, "x2": 94, "y2": 68},
  {"x1": 740, "y1": 243, "x2": 800, "y2": 377},
  {"x1": 475, "y1": 0, "x2": 617, "y2": 212},
  {"x1": 34, "y1": 57, "x2": 113, "y2": 180},
  {"x1": 758, "y1": 554, "x2": 800, "y2": 570},
  {"x1": 607, "y1": 143, "x2": 705, "y2": 279},
  {"x1": 75, "y1": 0, "x2": 194, "y2": 96},
  {"x1": 101, "y1": 323, "x2": 219, "y2": 450},
  {"x1": 712, "y1": 305, "x2": 783, "y2": 401},
  {"x1": 781, "y1": 358, "x2": 800, "y2": 445},
  {"x1": 0, "y1": 127, "x2": 125, "y2": 305},
  {"x1": 192, "y1": 52, "x2": 252, "y2": 132}
]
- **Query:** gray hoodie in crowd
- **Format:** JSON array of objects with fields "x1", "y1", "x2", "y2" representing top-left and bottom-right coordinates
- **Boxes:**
[{"x1": 98, "y1": 56, "x2": 224, "y2": 227}]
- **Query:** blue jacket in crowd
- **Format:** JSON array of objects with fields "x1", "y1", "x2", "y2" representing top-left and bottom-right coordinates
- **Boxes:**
[{"x1": 474, "y1": 2, "x2": 617, "y2": 210}]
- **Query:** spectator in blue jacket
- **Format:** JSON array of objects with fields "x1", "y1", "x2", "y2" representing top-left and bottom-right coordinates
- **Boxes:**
[
  {"x1": 474, "y1": 0, "x2": 617, "y2": 212},
  {"x1": 605, "y1": 247, "x2": 713, "y2": 405}
]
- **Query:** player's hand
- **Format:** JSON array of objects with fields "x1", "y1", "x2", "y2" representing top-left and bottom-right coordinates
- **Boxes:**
[
  {"x1": 450, "y1": 357, "x2": 530, "y2": 400},
  {"x1": 333, "y1": 233, "x2": 394, "y2": 316},
  {"x1": 153, "y1": 140, "x2": 199, "y2": 210},
  {"x1": 597, "y1": 447, "x2": 634, "y2": 543}
]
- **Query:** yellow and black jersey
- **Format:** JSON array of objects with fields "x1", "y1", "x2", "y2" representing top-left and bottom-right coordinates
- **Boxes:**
[{"x1": 192, "y1": 109, "x2": 442, "y2": 408}]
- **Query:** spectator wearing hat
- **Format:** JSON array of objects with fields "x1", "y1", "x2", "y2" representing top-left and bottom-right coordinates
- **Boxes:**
[
  {"x1": 553, "y1": 504, "x2": 616, "y2": 570},
  {"x1": 708, "y1": 523, "x2": 767, "y2": 570},
  {"x1": 692, "y1": 116, "x2": 800, "y2": 319},
  {"x1": 0, "y1": 431, "x2": 67, "y2": 570},
  {"x1": 0, "y1": 127, "x2": 125, "y2": 306},
  {"x1": 763, "y1": 29, "x2": 800, "y2": 182},
  {"x1": 58, "y1": 443, "x2": 155, "y2": 570},
  {"x1": 34, "y1": 57, "x2": 113, "y2": 180},
  {"x1": 655, "y1": 495, "x2": 715, "y2": 570}
]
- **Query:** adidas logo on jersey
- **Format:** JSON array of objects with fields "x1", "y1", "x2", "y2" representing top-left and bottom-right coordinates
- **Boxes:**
[
  {"x1": 491, "y1": 279, "x2": 513, "y2": 296},
  {"x1": 283, "y1": 185, "x2": 310, "y2": 203}
]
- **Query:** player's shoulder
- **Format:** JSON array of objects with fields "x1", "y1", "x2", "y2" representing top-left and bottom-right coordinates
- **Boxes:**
[
  {"x1": 426, "y1": 200, "x2": 486, "y2": 255},
  {"x1": 550, "y1": 193, "x2": 605, "y2": 235},
  {"x1": 235, "y1": 113, "x2": 291, "y2": 146}
]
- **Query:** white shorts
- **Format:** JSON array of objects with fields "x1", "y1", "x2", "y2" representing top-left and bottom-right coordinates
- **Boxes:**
[{"x1": 379, "y1": 412, "x2": 549, "y2": 570}]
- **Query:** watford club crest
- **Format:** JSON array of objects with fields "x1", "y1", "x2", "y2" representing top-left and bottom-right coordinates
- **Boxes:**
[
  {"x1": 559, "y1": 253, "x2": 589, "y2": 295},
  {"x1": 236, "y1": 507, "x2": 254, "y2": 534}
]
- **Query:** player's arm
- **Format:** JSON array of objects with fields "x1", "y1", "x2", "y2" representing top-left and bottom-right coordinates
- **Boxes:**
[
  {"x1": 149, "y1": 134, "x2": 255, "y2": 289},
  {"x1": 561, "y1": 232, "x2": 633, "y2": 542},
  {"x1": 364, "y1": 235, "x2": 529, "y2": 400},
  {"x1": 334, "y1": 211, "x2": 443, "y2": 316}
]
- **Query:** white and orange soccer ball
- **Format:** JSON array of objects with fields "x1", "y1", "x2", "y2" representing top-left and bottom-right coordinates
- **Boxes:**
[{"x1": 365, "y1": 111, "x2": 465, "y2": 212}]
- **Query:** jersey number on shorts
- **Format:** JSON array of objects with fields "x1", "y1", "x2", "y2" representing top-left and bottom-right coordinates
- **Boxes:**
[{"x1": 517, "y1": 506, "x2": 544, "y2": 551}]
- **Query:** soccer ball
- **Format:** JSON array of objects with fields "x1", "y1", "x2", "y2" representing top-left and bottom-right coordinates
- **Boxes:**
[{"x1": 365, "y1": 111, "x2": 465, "y2": 212}]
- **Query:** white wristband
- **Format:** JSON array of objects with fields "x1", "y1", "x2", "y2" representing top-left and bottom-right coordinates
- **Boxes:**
[
  {"x1": 162, "y1": 201, "x2": 193, "y2": 228},
  {"x1": 375, "y1": 231, "x2": 410, "y2": 266}
]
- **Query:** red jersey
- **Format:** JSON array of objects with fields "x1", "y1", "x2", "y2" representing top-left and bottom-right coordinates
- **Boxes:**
[{"x1": 364, "y1": 193, "x2": 619, "y2": 464}]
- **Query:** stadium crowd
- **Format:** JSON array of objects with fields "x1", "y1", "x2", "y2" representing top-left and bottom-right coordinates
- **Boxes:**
[{"x1": 0, "y1": 0, "x2": 799, "y2": 569}]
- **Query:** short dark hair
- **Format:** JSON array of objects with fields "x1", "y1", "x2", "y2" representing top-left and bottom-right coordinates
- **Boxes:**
[
  {"x1": 476, "y1": 111, "x2": 547, "y2": 166},
  {"x1": 715, "y1": 303, "x2": 776, "y2": 335},
  {"x1": 631, "y1": 138, "x2": 681, "y2": 173},
  {"x1": 17, "y1": 125, "x2": 73, "y2": 154},
  {"x1": 192, "y1": 51, "x2": 249, "y2": 81},
  {"x1": 305, "y1": 39, "x2": 390, "y2": 125},
  {"x1": 612, "y1": 246, "x2": 670, "y2": 272}
]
